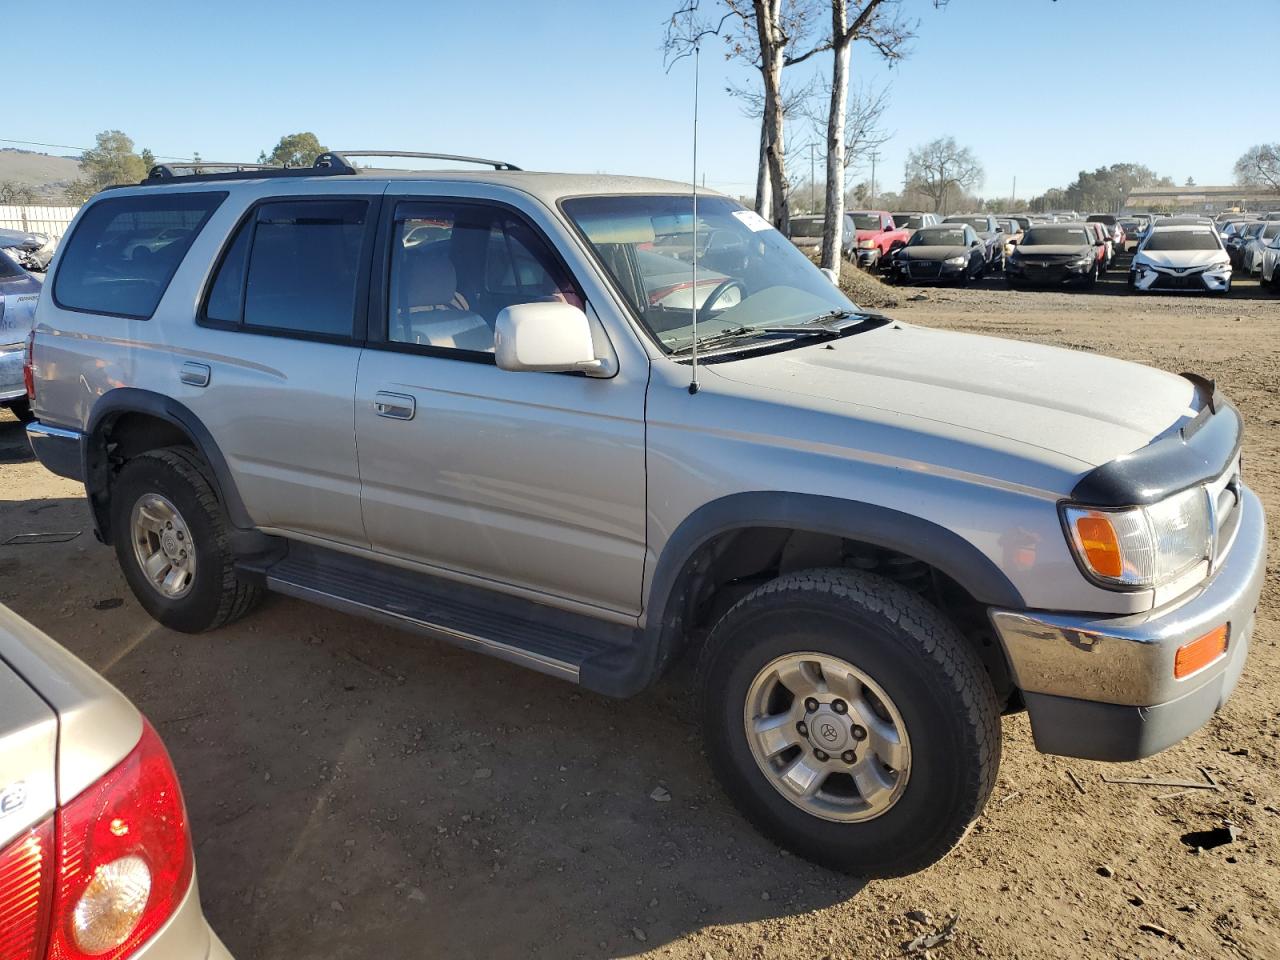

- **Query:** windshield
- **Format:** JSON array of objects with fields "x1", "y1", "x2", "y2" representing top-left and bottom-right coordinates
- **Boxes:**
[
  {"x1": 909, "y1": 228, "x2": 965, "y2": 247},
  {"x1": 849, "y1": 214, "x2": 881, "y2": 231},
  {"x1": 563, "y1": 195, "x2": 855, "y2": 354},
  {"x1": 945, "y1": 216, "x2": 989, "y2": 231},
  {"x1": 1023, "y1": 227, "x2": 1090, "y2": 246},
  {"x1": 1143, "y1": 230, "x2": 1220, "y2": 251},
  {"x1": 1119, "y1": 220, "x2": 1142, "y2": 232},
  {"x1": 893, "y1": 214, "x2": 925, "y2": 229},
  {"x1": 788, "y1": 218, "x2": 824, "y2": 238}
]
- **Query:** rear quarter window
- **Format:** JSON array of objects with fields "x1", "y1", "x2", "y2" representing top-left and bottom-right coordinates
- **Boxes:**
[{"x1": 53, "y1": 191, "x2": 226, "y2": 319}]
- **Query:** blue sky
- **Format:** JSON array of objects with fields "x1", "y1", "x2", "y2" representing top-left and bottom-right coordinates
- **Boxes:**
[{"x1": 7, "y1": 0, "x2": 1267, "y2": 203}]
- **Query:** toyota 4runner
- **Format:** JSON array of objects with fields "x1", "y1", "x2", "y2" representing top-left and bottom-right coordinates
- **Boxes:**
[{"x1": 25, "y1": 152, "x2": 1266, "y2": 877}]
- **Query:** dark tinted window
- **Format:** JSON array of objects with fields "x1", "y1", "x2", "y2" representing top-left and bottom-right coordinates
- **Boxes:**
[
  {"x1": 1143, "y1": 229, "x2": 1220, "y2": 251},
  {"x1": 945, "y1": 216, "x2": 990, "y2": 231},
  {"x1": 850, "y1": 214, "x2": 880, "y2": 231},
  {"x1": 789, "y1": 218, "x2": 824, "y2": 237},
  {"x1": 203, "y1": 199, "x2": 369, "y2": 337},
  {"x1": 0, "y1": 248, "x2": 24, "y2": 280},
  {"x1": 909, "y1": 228, "x2": 966, "y2": 246},
  {"x1": 1023, "y1": 227, "x2": 1090, "y2": 245},
  {"x1": 205, "y1": 219, "x2": 251, "y2": 324},
  {"x1": 894, "y1": 214, "x2": 925, "y2": 229},
  {"x1": 245, "y1": 200, "x2": 367, "y2": 336},
  {"x1": 54, "y1": 192, "x2": 224, "y2": 318}
]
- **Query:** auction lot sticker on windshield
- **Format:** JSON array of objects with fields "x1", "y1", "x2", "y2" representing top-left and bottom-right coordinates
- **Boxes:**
[{"x1": 732, "y1": 210, "x2": 773, "y2": 232}]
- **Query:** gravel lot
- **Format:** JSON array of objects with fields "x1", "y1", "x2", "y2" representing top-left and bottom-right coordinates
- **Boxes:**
[{"x1": 1, "y1": 269, "x2": 1276, "y2": 960}]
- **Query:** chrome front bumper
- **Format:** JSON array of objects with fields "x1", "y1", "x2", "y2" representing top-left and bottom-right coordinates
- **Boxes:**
[{"x1": 991, "y1": 487, "x2": 1266, "y2": 759}]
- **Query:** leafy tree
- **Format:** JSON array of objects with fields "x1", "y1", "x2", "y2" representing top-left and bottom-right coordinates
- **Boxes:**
[
  {"x1": 904, "y1": 137, "x2": 983, "y2": 212},
  {"x1": 139, "y1": 148, "x2": 156, "y2": 173},
  {"x1": 1233, "y1": 143, "x2": 1280, "y2": 192},
  {"x1": 258, "y1": 132, "x2": 327, "y2": 168},
  {"x1": 66, "y1": 130, "x2": 148, "y2": 201}
]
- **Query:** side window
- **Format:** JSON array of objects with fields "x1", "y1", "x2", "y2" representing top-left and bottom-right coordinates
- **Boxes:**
[
  {"x1": 54, "y1": 191, "x2": 226, "y2": 319},
  {"x1": 202, "y1": 199, "x2": 369, "y2": 338},
  {"x1": 387, "y1": 201, "x2": 582, "y2": 357}
]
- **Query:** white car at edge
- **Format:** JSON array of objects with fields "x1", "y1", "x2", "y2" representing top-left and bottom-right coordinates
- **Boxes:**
[{"x1": 1129, "y1": 223, "x2": 1232, "y2": 294}]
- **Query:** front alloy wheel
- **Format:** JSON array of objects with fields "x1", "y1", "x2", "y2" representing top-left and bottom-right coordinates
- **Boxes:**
[{"x1": 744, "y1": 652, "x2": 910, "y2": 822}]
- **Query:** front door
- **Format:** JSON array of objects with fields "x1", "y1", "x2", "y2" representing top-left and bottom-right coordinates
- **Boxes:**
[{"x1": 354, "y1": 196, "x2": 648, "y2": 616}]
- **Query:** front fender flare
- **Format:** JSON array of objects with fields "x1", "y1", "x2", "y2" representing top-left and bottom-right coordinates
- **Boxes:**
[{"x1": 644, "y1": 491, "x2": 1026, "y2": 628}]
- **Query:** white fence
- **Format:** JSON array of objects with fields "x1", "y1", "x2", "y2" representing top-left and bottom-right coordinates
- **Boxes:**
[{"x1": 0, "y1": 204, "x2": 80, "y2": 240}]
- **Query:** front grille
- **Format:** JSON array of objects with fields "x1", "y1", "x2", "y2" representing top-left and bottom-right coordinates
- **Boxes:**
[
  {"x1": 907, "y1": 261, "x2": 940, "y2": 279},
  {"x1": 1209, "y1": 458, "x2": 1243, "y2": 567},
  {"x1": 1149, "y1": 269, "x2": 1207, "y2": 291}
]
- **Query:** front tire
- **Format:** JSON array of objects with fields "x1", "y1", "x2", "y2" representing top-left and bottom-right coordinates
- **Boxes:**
[
  {"x1": 698, "y1": 569, "x2": 1000, "y2": 877},
  {"x1": 110, "y1": 448, "x2": 262, "y2": 633}
]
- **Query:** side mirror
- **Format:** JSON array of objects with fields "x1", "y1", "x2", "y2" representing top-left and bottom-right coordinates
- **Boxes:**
[
  {"x1": 970, "y1": 240, "x2": 980, "y2": 248},
  {"x1": 495, "y1": 301, "x2": 603, "y2": 374},
  {"x1": 820, "y1": 267, "x2": 840, "y2": 286}
]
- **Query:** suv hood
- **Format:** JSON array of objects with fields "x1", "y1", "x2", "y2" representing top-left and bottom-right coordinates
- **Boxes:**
[{"x1": 710, "y1": 323, "x2": 1196, "y2": 468}]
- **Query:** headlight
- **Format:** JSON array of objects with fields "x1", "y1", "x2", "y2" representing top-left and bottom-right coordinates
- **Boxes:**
[
  {"x1": 1072, "y1": 255, "x2": 1093, "y2": 267},
  {"x1": 858, "y1": 239, "x2": 876, "y2": 249},
  {"x1": 944, "y1": 256, "x2": 966, "y2": 266},
  {"x1": 1206, "y1": 260, "x2": 1231, "y2": 273},
  {"x1": 1062, "y1": 487, "x2": 1211, "y2": 589}
]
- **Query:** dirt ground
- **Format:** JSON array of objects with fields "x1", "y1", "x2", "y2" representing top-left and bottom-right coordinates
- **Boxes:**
[{"x1": 1, "y1": 266, "x2": 1276, "y2": 960}]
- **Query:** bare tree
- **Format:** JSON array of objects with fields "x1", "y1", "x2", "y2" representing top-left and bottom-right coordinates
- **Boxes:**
[
  {"x1": 904, "y1": 136, "x2": 984, "y2": 213},
  {"x1": 665, "y1": 1, "x2": 830, "y2": 228},
  {"x1": 818, "y1": 0, "x2": 936, "y2": 272},
  {"x1": 1234, "y1": 143, "x2": 1280, "y2": 193},
  {"x1": 728, "y1": 75, "x2": 820, "y2": 217}
]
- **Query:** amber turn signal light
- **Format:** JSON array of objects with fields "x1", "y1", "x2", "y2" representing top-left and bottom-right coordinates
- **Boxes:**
[
  {"x1": 1174, "y1": 625, "x2": 1228, "y2": 679},
  {"x1": 1073, "y1": 514, "x2": 1123, "y2": 579}
]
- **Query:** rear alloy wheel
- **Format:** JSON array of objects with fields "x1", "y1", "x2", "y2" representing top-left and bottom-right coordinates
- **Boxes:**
[
  {"x1": 111, "y1": 448, "x2": 262, "y2": 632},
  {"x1": 699, "y1": 569, "x2": 1000, "y2": 877}
]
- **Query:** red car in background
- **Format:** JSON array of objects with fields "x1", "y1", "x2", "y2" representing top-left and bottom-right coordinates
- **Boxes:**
[{"x1": 846, "y1": 211, "x2": 910, "y2": 271}]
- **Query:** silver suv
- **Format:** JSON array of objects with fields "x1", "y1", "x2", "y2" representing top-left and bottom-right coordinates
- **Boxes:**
[{"x1": 25, "y1": 152, "x2": 1267, "y2": 877}]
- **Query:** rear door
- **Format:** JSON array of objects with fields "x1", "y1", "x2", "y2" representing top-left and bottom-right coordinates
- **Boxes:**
[
  {"x1": 177, "y1": 184, "x2": 383, "y2": 545},
  {"x1": 354, "y1": 192, "x2": 648, "y2": 616}
]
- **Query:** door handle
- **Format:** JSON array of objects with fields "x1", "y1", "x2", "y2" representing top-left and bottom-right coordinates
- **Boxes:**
[
  {"x1": 374, "y1": 391, "x2": 416, "y2": 421},
  {"x1": 180, "y1": 362, "x2": 211, "y2": 387}
]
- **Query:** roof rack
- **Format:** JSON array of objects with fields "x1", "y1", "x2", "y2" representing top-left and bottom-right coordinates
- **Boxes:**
[
  {"x1": 125, "y1": 149, "x2": 520, "y2": 189},
  {"x1": 136, "y1": 154, "x2": 357, "y2": 186},
  {"x1": 321, "y1": 150, "x2": 521, "y2": 171}
]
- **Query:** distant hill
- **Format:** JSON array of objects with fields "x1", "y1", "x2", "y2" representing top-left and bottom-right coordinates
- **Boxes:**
[{"x1": 0, "y1": 149, "x2": 82, "y2": 200}]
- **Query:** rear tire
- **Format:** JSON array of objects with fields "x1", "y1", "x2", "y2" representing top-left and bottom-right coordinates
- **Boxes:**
[
  {"x1": 698, "y1": 569, "x2": 1001, "y2": 877},
  {"x1": 110, "y1": 448, "x2": 262, "y2": 633}
]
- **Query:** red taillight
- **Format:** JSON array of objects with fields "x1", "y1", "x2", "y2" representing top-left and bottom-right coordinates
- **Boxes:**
[
  {"x1": 45, "y1": 720, "x2": 193, "y2": 960},
  {"x1": 22, "y1": 329, "x2": 35, "y2": 401},
  {"x1": 0, "y1": 818, "x2": 54, "y2": 960}
]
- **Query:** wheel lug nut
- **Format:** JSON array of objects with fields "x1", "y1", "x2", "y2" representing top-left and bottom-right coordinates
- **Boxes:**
[
  {"x1": 851, "y1": 725, "x2": 867, "y2": 741},
  {"x1": 796, "y1": 721, "x2": 808, "y2": 736},
  {"x1": 832, "y1": 699, "x2": 847, "y2": 715},
  {"x1": 804, "y1": 698, "x2": 819, "y2": 713},
  {"x1": 814, "y1": 749, "x2": 828, "y2": 762},
  {"x1": 842, "y1": 750, "x2": 856, "y2": 763}
]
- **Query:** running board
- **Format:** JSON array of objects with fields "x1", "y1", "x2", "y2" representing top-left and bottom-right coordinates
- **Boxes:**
[{"x1": 242, "y1": 543, "x2": 638, "y2": 687}]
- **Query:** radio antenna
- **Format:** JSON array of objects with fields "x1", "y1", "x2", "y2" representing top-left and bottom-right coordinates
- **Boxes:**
[{"x1": 688, "y1": 43, "x2": 701, "y2": 395}]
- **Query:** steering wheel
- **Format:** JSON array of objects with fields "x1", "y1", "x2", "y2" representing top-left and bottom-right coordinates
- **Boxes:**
[{"x1": 700, "y1": 278, "x2": 747, "y2": 316}]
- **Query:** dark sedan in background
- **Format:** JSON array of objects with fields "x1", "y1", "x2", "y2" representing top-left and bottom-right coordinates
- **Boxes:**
[
  {"x1": 942, "y1": 214, "x2": 1004, "y2": 268},
  {"x1": 888, "y1": 225, "x2": 986, "y2": 285},
  {"x1": 1004, "y1": 224, "x2": 1099, "y2": 289}
]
